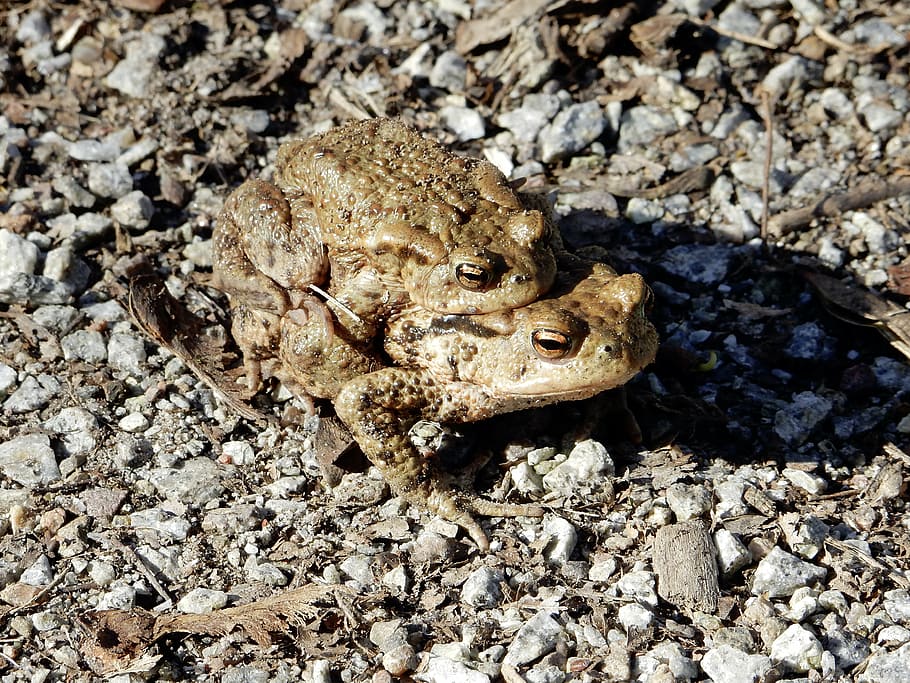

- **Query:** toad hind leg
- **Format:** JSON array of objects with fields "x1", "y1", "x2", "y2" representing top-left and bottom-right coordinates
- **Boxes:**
[{"x1": 334, "y1": 368, "x2": 544, "y2": 551}]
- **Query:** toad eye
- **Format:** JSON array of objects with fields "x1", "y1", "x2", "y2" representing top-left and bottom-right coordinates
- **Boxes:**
[
  {"x1": 531, "y1": 328, "x2": 573, "y2": 360},
  {"x1": 455, "y1": 262, "x2": 493, "y2": 291}
]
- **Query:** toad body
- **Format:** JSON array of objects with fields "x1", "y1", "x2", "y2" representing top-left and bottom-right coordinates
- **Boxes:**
[
  {"x1": 212, "y1": 118, "x2": 557, "y2": 388},
  {"x1": 276, "y1": 260, "x2": 658, "y2": 549}
]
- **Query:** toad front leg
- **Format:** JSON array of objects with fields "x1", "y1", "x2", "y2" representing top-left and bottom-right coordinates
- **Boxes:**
[{"x1": 334, "y1": 368, "x2": 544, "y2": 551}]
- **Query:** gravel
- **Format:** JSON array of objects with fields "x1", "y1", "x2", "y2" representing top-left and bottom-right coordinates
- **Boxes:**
[{"x1": 1, "y1": 0, "x2": 909, "y2": 681}]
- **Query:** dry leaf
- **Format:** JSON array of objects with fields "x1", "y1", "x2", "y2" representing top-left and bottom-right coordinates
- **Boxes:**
[
  {"x1": 126, "y1": 274, "x2": 273, "y2": 424},
  {"x1": 803, "y1": 271, "x2": 910, "y2": 361},
  {"x1": 455, "y1": 0, "x2": 551, "y2": 53}
]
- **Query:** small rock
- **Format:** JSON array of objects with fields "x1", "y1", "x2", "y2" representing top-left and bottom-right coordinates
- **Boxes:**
[
  {"x1": 3, "y1": 375, "x2": 56, "y2": 413},
  {"x1": 665, "y1": 483, "x2": 712, "y2": 521},
  {"x1": 782, "y1": 468, "x2": 827, "y2": 495},
  {"x1": 461, "y1": 567, "x2": 503, "y2": 608},
  {"x1": 148, "y1": 457, "x2": 226, "y2": 503},
  {"x1": 700, "y1": 645, "x2": 772, "y2": 683},
  {"x1": 0, "y1": 363, "x2": 16, "y2": 398},
  {"x1": 104, "y1": 33, "x2": 166, "y2": 98},
  {"x1": 68, "y1": 139, "x2": 121, "y2": 162},
  {"x1": 637, "y1": 642, "x2": 698, "y2": 681},
  {"x1": 15, "y1": 10, "x2": 51, "y2": 44},
  {"x1": 245, "y1": 559, "x2": 288, "y2": 587},
  {"x1": 110, "y1": 190, "x2": 154, "y2": 229},
  {"x1": 883, "y1": 590, "x2": 910, "y2": 625},
  {"x1": 61, "y1": 330, "x2": 107, "y2": 363},
  {"x1": 618, "y1": 603, "x2": 653, "y2": 632},
  {"x1": 540, "y1": 100, "x2": 606, "y2": 162},
  {"x1": 773, "y1": 391, "x2": 833, "y2": 445},
  {"x1": 417, "y1": 654, "x2": 490, "y2": 683},
  {"x1": 0, "y1": 272, "x2": 74, "y2": 305},
  {"x1": 439, "y1": 106, "x2": 485, "y2": 141},
  {"x1": 0, "y1": 229, "x2": 39, "y2": 276},
  {"x1": 0, "y1": 434, "x2": 61, "y2": 486},
  {"x1": 176, "y1": 587, "x2": 229, "y2": 614},
  {"x1": 541, "y1": 439, "x2": 613, "y2": 492},
  {"x1": 615, "y1": 569, "x2": 659, "y2": 608},
  {"x1": 44, "y1": 407, "x2": 98, "y2": 458},
  {"x1": 617, "y1": 105, "x2": 678, "y2": 152},
  {"x1": 119, "y1": 412, "x2": 150, "y2": 433},
  {"x1": 87, "y1": 162, "x2": 133, "y2": 198},
  {"x1": 624, "y1": 198, "x2": 665, "y2": 224},
  {"x1": 858, "y1": 642, "x2": 910, "y2": 683},
  {"x1": 20, "y1": 555, "x2": 54, "y2": 586},
  {"x1": 510, "y1": 461, "x2": 544, "y2": 495},
  {"x1": 751, "y1": 546, "x2": 827, "y2": 598},
  {"x1": 714, "y1": 529, "x2": 752, "y2": 574},
  {"x1": 230, "y1": 109, "x2": 270, "y2": 134},
  {"x1": 107, "y1": 332, "x2": 147, "y2": 376},
  {"x1": 503, "y1": 610, "x2": 563, "y2": 667},
  {"x1": 429, "y1": 50, "x2": 466, "y2": 91},
  {"x1": 340, "y1": 555, "x2": 374, "y2": 588},
  {"x1": 769, "y1": 623, "x2": 824, "y2": 672},
  {"x1": 784, "y1": 322, "x2": 837, "y2": 362},
  {"x1": 660, "y1": 244, "x2": 732, "y2": 285},
  {"x1": 588, "y1": 556, "x2": 618, "y2": 583},
  {"x1": 540, "y1": 516, "x2": 578, "y2": 565},
  {"x1": 128, "y1": 507, "x2": 192, "y2": 541},
  {"x1": 497, "y1": 93, "x2": 563, "y2": 144},
  {"x1": 222, "y1": 441, "x2": 256, "y2": 465}
]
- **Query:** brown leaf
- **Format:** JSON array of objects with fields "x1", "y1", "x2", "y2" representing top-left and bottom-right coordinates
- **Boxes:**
[
  {"x1": 455, "y1": 0, "x2": 551, "y2": 53},
  {"x1": 125, "y1": 274, "x2": 273, "y2": 424}
]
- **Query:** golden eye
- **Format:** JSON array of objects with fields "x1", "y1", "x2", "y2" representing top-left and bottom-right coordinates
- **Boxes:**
[
  {"x1": 455, "y1": 262, "x2": 493, "y2": 291},
  {"x1": 531, "y1": 328, "x2": 573, "y2": 360}
]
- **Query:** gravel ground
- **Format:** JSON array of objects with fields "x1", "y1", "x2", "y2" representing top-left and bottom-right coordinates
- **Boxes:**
[{"x1": 1, "y1": 1, "x2": 910, "y2": 681}]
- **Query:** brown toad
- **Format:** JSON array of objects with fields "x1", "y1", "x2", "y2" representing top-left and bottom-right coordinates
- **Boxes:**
[
  {"x1": 277, "y1": 260, "x2": 658, "y2": 549},
  {"x1": 212, "y1": 118, "x2": 557, "y2": 388}
]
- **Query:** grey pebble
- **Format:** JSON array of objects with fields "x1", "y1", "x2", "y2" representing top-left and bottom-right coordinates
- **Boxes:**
[
  {"x1": 638, "y1": 641, "x2": 698, "y2": 680},
  {"x1": 615, "y1": 569, "x2": 659, "y2": 607},
  {"x1": 773, "y1": 391, "x2": 833, "y2": 445},
  {"x1": 43, "y1": 246, "x2": 90, "y2": 292},
  {"x1": 15, "y1": 11, "x2": 51, "y2": 44},
  {"x1": 0, "y1": 363, "x2": 16, "y2": 398},
  {"x1": 789, "y1": 0, "x2": 826, "y2": 26},
  {"x1": 618, "y1": 603, "x2": 653, "y2": 632},
  {"x1": 0, "y1": 229, "x2": 39, "y2": 276},
  {"x1": 660, "y1": 244, "x2": 732, "y2": 285},
  {"x1": 128, "y1": 507, "x2": 192, "y2": 542},
  {"x1": 61, "y1": 330, "x2": 107, "y2": 364},
  {"x1": 3, "y1": 374, "x2": 58, "y2": 413},
  {"x1": 221, "y1": 667, "x2": 270, "y2": 683},
  {"x1": 148, "y1": 457, "x2": 226, "y2": 503},
  {"x1": 717, "y1": 4, "x2": 761, "y2": 35},
  {"x1": 87, "y1": 162, "x2": 133, "y2": 198},
  {"x1": 859, "y1": 643, "x2": 910, "y2": 683},
  {"x1": 118, "y1": 412, "x2": 150, "y2": 433},
  {"x1": 340, "y1": 555, "x2": 374, "y2": 588},
  {"x1": 540, "y1": 100, "x2": 606, "y2": 162},
  {"x1": 782, "y1": 468, "x2": 827, "y2": 495},
  {"x1": 108, "y1": 332, "x2": 147, "y2": 376},
  {"x1": 104, "y1": 33, "x2": 166, "y2": 98},
  {"x1": 780, "y1": 514, "x2": 829, "y2": 559},
  {"x1": 244, "y1": 559, "x2": 288, "y2": 587},
  {"x1": 872, "y1": 357, "x2": 910, "y2": 392},
  {"x1": 68, "y1": 139, "x2": 121, "y2": 162},
  {"x1": 883, "y1": 590, "x2": 910, "y2": 624},
  {"x1": 202, "y1": 504, "x2": 261, "y2": 535},
  {"x1": 617, "y1": 105, "x2": 677, "y2": 152},
  {"x1": 461, "y1": 566, "x2": 503, "y2": 608},
  {"x1": 0, "y1": 434, "x2": 61, "y2": 486},
  {"x1": 32, "y1": 305, "x2": 80, "y2": 335},
  {"x1": 117, "y1": 137, "x2": 159, "y2": 168},
  {"x1": 230, "y1": 109, "x2": 270, "y2": 134},
  {"x1": 497, "y1": 93, "x2": 563, "y2": 144},
  {"x1": 714, "y1": 529, "x2": 752, "y2": 574},
  {"x1": 52, "y1": 176, "x2": 95, "y2": 208},
  {"x1": 110, "y1": 190, "x2": 154, "y2": 229},
  {"x1": 503, "y1": 610, "x2": 563, "y2": 667},
  {"x1": 769, "y1": 623, "x2": 824, "y2": 672},
  {"x1": 20, "y1": 555, "x2": 54, "y2": 587},
  {"x1": 429, "y1": 50, "x2": 466, "y2": 91},
  {"x1": 176, "y1": 587, "x2": 229, "y2": 614},
  {"x1": 541, "y1": 439, "x2": 613, "y2": 492},
  {"x1": 45, "y1": 407, "x2": 98, "y2": 458},
  {"x1": 751, "y1": 546, "x2": 827, "y2": 597},
  {"x1": 700, "y1": 645, "x2": 772, "y2": 683},
  {"x1": 416, "y1": 654, "x2": 490, "y2": 683},
  {"x1": 540, "y1": 516, "x2": 578, "y2": 565},
  {"x1": 665, "y1": 483, "x2": 712, "y2": 521},
  {"x1": 439, "y1": 106, "x2": 485, "y2": 141},
  {"x1": 0, "y1": 271, "x2": 70, "y2": 306},
  {"x1": 784, "y1": 322, "x2": 836, "y2": 361}
]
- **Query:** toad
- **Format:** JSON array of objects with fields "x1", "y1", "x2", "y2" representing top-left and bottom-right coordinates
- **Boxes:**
[
  {"x1": 277, "y1": 260, "x2": 658, "y2": 549},
  {"x1": 213, "y1": 118, "x2": 557, "y2": 388}
]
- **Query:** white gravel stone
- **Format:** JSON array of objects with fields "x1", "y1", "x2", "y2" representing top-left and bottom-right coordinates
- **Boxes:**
[
  {"x1": 859, "y1": 642, "x2": 910, "y2": 683},
  {"x1": 503, "y1": 610, "x2": 563, "y2": 667},
  {"x1": 659, "y1": 244, "x2": 732, "y2": 285},
  {"x1": 119, "y1": 412, "x2": 150, "y2": 433},
  {"x1": 0, "y1": 363, "x2": 16, "y2": 398},
  {"x1": 129, "y1": 507, "x2": 192, "y2": 541},
  {"x1": 68, "y1": 139, "x2": 120, "y2": 162},
  {"x1": 751, "y1": 546, "x2": 826, "y2": 598},
  {"x1": 61, "y1": 330, "x2": 107, "y2": 363},
  {"x1": 625, "y1": 197, "x2": 665, "y2": 224},
  {"x1": 461, "y1": 567, "x2": 503, "y2": 608},
  {"x1": 148, "y1": 457, "x2": 226, "y2": 503},
  {"x1": 714, "y1": 529, "x2": 752, "y2": 574},
  {"x1": 416, "y1": 654, "x2": 490, "y2": 683},
  {"x1": 701, "y1": 644, "x2": 772, "y2": 683},
  {"x1": 87, "y1": 162, "x2": 133, "y2": 198},
  {"x1": 510, "y1": 461, "x2": 544, "y2": 495},
  {"x1": 782, "y1": 468, "x2": 827, "y2": 495},
  {"x1": 540, "y1": 516, "x2": 578, "y2": 565},
  {"x1": 245, "y1": 559, "x2": 288, "y2": 587},
  {"x1": 44, "y1": 407, "x2": 98, "y2": 457},
  {"x1": 618, "y1": 603, "x2": 653, "y2": 632},
  {"x1": 429, "y1": 50, "x2": 466, "y2": 90},
  {"x1": 883, "y1": 590, "x2": 910, "y2": 625},
  {"x1": 107, "y1": 332, "x2": 147, "y2": 376},
  {"x1": 617, "y1": 105, "x2": 678, "y2": 151},
  {"x1": 0, "y1": 434, "x2": 61, "y2": 487},
  {"x1": 769, "y1": 623, "x2": 824, "y2": 672},
  {"x1": 104, "y1": 33, "x2": 166, "y2": 98},
  {"x1": 222, "y1": 440, "x2": 256, "y2": 465},
  {"x1": 497, "y1": 93, "x2": 562, "y2": 143},
  {"x1": 637, "y1": 641, "x2": 698, "y2": 680},
  {"x1": 176, "y1": 587, "x2": 229, "y2": 614},
  {"x1": 439, "y1": 105, "x2": 485, "y2": 141},
  {"x1": 615, "y1": 569, "x2": 659, "y2": 608},
  {"x1": 540, "y1": 100, "x2": 606, "y2": 162},
  {"x1": 0, "y1": 229, "x2": 39, "y2": 276},
  {"x1": 786, "y1": 587, "x2": 820, "y2": 622},
  {"x1": 340, "y1": 555, "x2": 374, "y2": 587},
  {"x1": 3, "y1": 374, "x2": 57, "y2": 413},
  {"x1": 588, "y1": 556, "x2": 618, "y2": 583},
  {"x1": 773, "y1": 391, "x2": 833, "y2": 445},
  {"x1": 780, "y1": 513, "x2": 829, "y2": 559},
  {"x1": 110, "y1": 190, "x2": 154, "y2": 229},
  {"x1": 541, "y1": 439, "x2": 613, "y2": 492},
  {"x1": 666, "y1": 483, "x2": 712, "y2": 521},
  {"x1": 20, "y1": 555, "x2": 54, "y2": 586}
]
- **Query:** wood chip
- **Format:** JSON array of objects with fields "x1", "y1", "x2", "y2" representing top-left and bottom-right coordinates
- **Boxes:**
[{"x1": 653, "y1": 520, "x2": 719, "y2": 614}]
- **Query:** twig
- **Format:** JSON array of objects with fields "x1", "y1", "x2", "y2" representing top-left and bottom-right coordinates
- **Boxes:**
[
  {"x1": 812, "y1": 25, "x2": 890, "y2": 57},
  {"x1": 759, "y1": 89, "x2": 773, "y2": 246},
  {"x1": 768, "y1": 176, "x2": 910, "y2": 236},
  {"x1": 688, "y1": 16, "x2": 778, "y2": 50}
]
